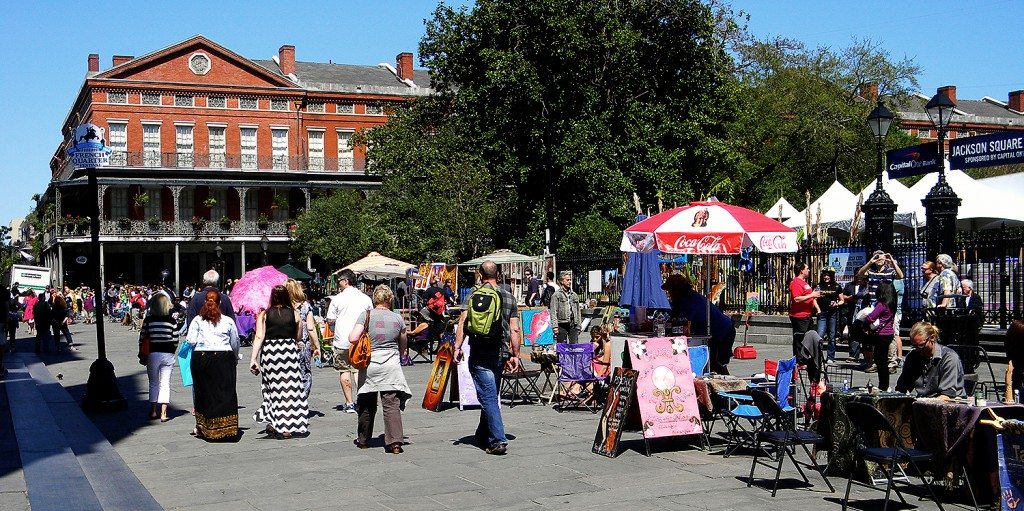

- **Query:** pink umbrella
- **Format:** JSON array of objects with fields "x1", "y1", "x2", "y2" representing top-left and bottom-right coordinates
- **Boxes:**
[{"x1": 231, "y1": 265, "x2": 288, "y2": 315}]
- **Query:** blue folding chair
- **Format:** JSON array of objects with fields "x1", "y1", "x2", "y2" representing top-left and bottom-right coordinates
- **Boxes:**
[
  {"x1": 688, "y1": 345, "x2": 710, "y2": 377},
  {"x1": 720, "y1": 356, "x2": 797, "y2": 457}
]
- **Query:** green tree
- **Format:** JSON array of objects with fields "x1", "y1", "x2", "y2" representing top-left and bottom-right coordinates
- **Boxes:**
[{"x1": 292, "y1": 190, "x2": 378, "y2": 268}]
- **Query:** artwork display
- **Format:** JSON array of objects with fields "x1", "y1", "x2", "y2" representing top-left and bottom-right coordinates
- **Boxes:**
[
  {"x1": 626, "y1": 336, "x2": 703, "y2": 439},
  {"x1": 422, "y1": 339, "x2": 454, "y2": 411},
  {"x1": 521, "y1": 308, "x2": 554, "y2": 347},
  {"x1": 593, "y1": 367, "x2": 639, "y2": 458}
]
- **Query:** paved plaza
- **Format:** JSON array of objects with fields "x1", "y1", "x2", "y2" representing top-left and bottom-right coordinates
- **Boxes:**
[{"x1": 2, "y1": 320, "x2": 959, "y2": 511}]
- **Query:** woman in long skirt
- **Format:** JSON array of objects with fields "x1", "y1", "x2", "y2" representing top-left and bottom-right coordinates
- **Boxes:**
[
  {"x1": 285, "y1": 280, "x2": 320, "y2": 400},
  {"x1": 250, "y1": 285, "x2": 309, "y2": 439},
  {"x1": 186, "y1": 290, "x2": 240, "y2": 441}
]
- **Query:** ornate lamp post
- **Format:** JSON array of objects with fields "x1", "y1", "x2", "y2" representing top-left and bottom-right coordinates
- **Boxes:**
[
  {"x1": 286, "y1": 223, "x2": 296, "y2": 265},
  {"x1": 214, "y1": 242, "x2": 224, "y2": 277},
  {"x1": 862, "y1": 100, "x2": 896, "y2": 253},
  {"x1": 922, "y1": 91, "x2": 961, "y2": 260},
  {"x1": 260, "y1": 234, "x2": 269, "y2": 266}
]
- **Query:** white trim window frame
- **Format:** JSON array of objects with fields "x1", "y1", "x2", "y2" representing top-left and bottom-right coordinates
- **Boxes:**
[
  {"x1": 208, "y1": 124, "x2": 226, "y2": 168},
  {"x1": 239, "y1": 97, "x2": 258, "y2": 110},
  {"x1": 240, "y1": 127, "x2": 258, "y2": 170},
  {"x1": 107, "y1": 121, "x2": 128, "y2": 166},
  {"x1": 336, "y1": 130, "x2": 354, "y2": 171},
  {"x1": 307, "y1": 102, "x2": 325, "y2": 113},
  {"x1": 365, "y1": 103, "x2": 384, "y2": 116},
  {"x1": 110, "y1": 188, "x2": 128, "y2": 219},
  {"x1": 336, "y1": 102, "x2": 354, "y2": 115},
  {"x1": 271, "y1": 127, "x2": 289, "y2": 170},
  {"x1": 174, "y1": 94, "x2": 194, "y2": 107},
  {"x1": 207, "y1": 95, "x2": 226, "y2": 108},
  {"x1": 141, "y1": 92, "x2": 161, "y2": 106},
  {"x1": 107, "y1": 91, "x2": 127, "y2": 104},
  {"x1": 174, "y1": 123, "x2": 194, "y2": 168},
  {"x1": 307, "y1": 129, "x2": 325, "y2": 171},
  {"x1": 142, "y1": 122, "x2": 161, "y2": 167},
  {"x1": 270, "y1": 98, "x2": 289, "y2": 111}
]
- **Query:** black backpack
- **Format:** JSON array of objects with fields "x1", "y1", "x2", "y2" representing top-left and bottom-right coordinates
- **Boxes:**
[{"x1": 540, "y1": 285, "x2": 556, "y2": 307}]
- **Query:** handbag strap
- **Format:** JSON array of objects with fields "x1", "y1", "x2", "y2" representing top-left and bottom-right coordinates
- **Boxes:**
[{"x1": 363, "y1": 307, "x2": 372, "y2": 336}]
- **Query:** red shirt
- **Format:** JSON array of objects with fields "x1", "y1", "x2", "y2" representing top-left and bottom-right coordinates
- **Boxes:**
[{"x1": 789, "y1": 277, "x2": 814, "y2": 318}]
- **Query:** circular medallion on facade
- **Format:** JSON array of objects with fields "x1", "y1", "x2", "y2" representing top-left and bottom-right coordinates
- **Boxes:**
[{"x1": 188, "y1": 52, "x2": 211, "y2": 75}]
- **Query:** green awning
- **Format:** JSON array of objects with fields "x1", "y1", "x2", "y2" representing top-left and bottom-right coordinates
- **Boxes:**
[{"x1": 277, "y1": 263, "x2": 313, "y2": 281}]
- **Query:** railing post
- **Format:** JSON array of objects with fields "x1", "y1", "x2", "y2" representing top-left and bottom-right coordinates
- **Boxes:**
[{"x1": 999, "y1": 222, "x2": 1008, "y2": 329}]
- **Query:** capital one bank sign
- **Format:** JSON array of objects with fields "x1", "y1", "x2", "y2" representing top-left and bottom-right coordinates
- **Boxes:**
[{"x1": 65, "y1": 123, "x2": 112, "y2": 169}]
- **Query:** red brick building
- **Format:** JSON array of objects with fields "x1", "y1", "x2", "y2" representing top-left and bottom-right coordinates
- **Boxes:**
[{"x1": 42, "y1": 35, "x2": 431, "y2": 288}]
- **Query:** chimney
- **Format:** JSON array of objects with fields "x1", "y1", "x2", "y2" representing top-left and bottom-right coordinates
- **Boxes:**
[
  {"x1": 1009, "y1": 90, "x2": 1024, "y2": 113},
  {"x1": 112, "y1": 55, "x2": 133, "y2": 67},
  {"x1": 278, "y1": 45, "x2": 295, "y2": 76},
  {"x1": 396, "y1": 52, "x2": 413, "y2": 81},
  {"x1": 861, "y1": 82, "x2": 878, "y2": 102},
  {"x1": 88, "y1": 54, "x2": 99, "y2": 73},
  {"x1": 938, "y1": 85, "x2": 957, "y2": 104}
]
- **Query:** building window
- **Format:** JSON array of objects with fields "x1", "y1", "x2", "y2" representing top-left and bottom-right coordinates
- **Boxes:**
[
  {"x1": 307, "y1": 130, "x2": 324, "y2": 170},
  {"x1": 175, "y1": 125, "x2": 194, "y2": 167},
  {"x1": 180, "y1": 188, "x2": 194, "y2": 220},
  {"x1": 108, "y1": 122, "x2": 127, "y2": 165},
  {"x1": 244, "y1": 192, "x2": 257, "y2": 221},
  {"x1": 271, "y1": 99, "x2": 288, "y2": 111},
  {"x1": 174, "y1": 94, "x2": 194, "y2": 107},
  {"x1": 917, "y1": 128, "x2": 932, "y2": 138},
  {"x1": 207, "y1": 95, "x2": 226, "y2": 108},
  {"x1": 307, "y1": 102, "x2": 324, "y2": 113},
  {"x1": 240, "y1": 127, "x2": 257, "y2": 169},
  {"x1": 240, "y1": 97, "x2": 258, "y2": 110},
  {"x1": 210, "y1": 189, "x2": 227, "y2": 220},
  {"x1": 365, "y1": 103, "x2": 383, "y2": 116},
  {"x1": 337, "y1": 131, "x2": 354, "y2": 171},
  {"x1": 143, "y1": 124, "x2": 161, "y2": 167},
  {"x1": 271, "y1": 128, "x2": 289, "y2": 170},
  {"x1": 142, "y1": 92, "x2": 161, "y2": 106},
  {"x1": 144, "y1": 188, "x2": 160, "y2": 219},
  {"x1": 208, "y1": 126, "x2": 226, "y2": 167},
  {"x1": 107, "y1": 91, "x2": 127, "y2": 104},
  {"x1": 337, "y1": 102, "x2": 354, "y2": 114},
  {"x1": 111, "y1": 188, "x2": 128, "y2": 219}
]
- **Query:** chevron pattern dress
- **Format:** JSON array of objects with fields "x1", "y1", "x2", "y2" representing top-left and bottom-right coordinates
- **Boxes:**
[{"x1": 253, "y1": 308, "x2": 309, "y2": 435}]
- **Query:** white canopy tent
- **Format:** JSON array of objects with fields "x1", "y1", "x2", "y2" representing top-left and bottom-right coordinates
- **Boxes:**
[
  {"x1": 459, "y1": 249, "x2": 542, "y2": 266},
  {"x1": 784, "y1": 180, "x2": 859, "y2": 229},
  {"x1": 335, "y1": 252, "x2": 416, "y2": 275},
  {"x1": 764, "y1": 196, "x2": 800, "y2": 221},
  {"x1": 909, "y1": 168, "x2": 1024, "y2": 230}
]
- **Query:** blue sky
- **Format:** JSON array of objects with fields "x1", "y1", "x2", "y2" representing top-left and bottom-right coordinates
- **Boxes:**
[{"x1": 1, "y1": 0, "x2": 1021, "y2": 228}]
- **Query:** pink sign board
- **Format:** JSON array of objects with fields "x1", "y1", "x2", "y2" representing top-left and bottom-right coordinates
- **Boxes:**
[{"x1": 627, "y1": 336, "x2": 703, "y2": 439}]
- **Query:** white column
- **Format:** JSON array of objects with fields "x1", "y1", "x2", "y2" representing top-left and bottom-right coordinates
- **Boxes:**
[
  {"x1": 240, "y1": 242, "x2": 246, "y2": 273},
  {"x1": 57, "y1": 244, "x2": 64, "y2": 287},
  {"x1": 99, "y1": 243, "x2": 106, "y2": 291},
  {"x1": 174, "y1": 242, "x2": 180, "y2": 293}
]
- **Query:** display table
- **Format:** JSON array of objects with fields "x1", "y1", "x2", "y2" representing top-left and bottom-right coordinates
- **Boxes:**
[{"x1": 818, "y1": 390, "x2": 916, "y2": 478}]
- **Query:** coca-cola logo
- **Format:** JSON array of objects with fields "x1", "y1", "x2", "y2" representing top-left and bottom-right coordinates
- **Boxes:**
[
  {"x1": 759, "y1": 235, "x2": 788, "y2": 251},
  {"x1": 671, "y1": 234, "x2": 725, "y2": 253}
]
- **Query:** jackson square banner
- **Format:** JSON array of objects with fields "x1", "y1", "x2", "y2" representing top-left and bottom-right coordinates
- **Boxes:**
[
  {"x1": 949, "y1": 131, "x2": 1024, "y2": 170},
  {"x1": 627, "y1": 337, "x2": 703, "y2": 439}
]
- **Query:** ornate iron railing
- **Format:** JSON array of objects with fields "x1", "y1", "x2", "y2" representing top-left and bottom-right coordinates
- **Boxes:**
[
  {"x1": 66, "y1": 151, "x2": 366, "y2": 173},
  {"x1": 45, "y1": 219, "x2": 293, "y2": 243}
]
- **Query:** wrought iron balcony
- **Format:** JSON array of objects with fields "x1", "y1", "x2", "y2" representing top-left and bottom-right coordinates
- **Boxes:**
[
  {"x1": 44, "y1": 219, "x2": 294, "y2": 245},
  {"x1": 80, "y1": 151, "x2": 363, "y2": 173}
]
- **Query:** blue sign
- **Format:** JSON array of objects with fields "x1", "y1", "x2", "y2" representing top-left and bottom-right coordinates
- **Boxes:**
[
  {"x1": 950, "y1": 131, "x2": 1024, "y2": 170},
  {"x1": 65, "y1": 123, "x2": 112, "y2": 169},
  {"x1": 886, "y1": 143, "x2": 940, "y2": 178}
]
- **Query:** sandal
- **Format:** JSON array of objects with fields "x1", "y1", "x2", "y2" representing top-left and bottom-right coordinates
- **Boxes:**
[
  {"x1": 279, "y1": 432, "x2": 292, "y2": 440},
  {"x1": 353, "y1": 439, "x2": 368, "y2": 449},
  {"x1": 160, "y1": 416, "x2": 170, "y2": 423},
  {"x1": 388, "y1": 443, "x2": 404, "y2": 454}
]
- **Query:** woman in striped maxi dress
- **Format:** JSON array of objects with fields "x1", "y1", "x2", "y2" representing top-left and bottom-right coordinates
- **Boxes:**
[{"x1": 250, "y1": 285, "x2": 308, "y2": 439}]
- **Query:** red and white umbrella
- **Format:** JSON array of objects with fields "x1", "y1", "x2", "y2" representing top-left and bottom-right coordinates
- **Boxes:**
[{"x1": 621, "y1": 201, "x2": 797, "y2": 254}]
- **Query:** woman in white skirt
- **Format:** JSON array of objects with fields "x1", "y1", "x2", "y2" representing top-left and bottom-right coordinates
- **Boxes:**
[{"x1": 138, "y1": 294, "x2": 181, "y2": 422}]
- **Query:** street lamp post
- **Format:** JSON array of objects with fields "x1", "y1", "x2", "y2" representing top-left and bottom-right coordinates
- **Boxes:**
[
  {"x1": 214, "y1": 243, "x2": 224, "y2": 277},
  {"x1": 260, "y1": 234, "x2": 269, "y2": 266},
  {"x1": 922, "y1": 90, "x2": 962, "y2": 260},
  {"x1": 862, "y1": 100, "x2": 896, "y2": 254}
]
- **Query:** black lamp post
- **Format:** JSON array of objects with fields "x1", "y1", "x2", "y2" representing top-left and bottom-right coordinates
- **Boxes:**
[
  {"x1": 862, "y1": 100, "x2": 896, "y2": 254},
  {"x1": 214, "y1": 242, "x2": 224, "y2": 276},
  {"x1": 260, "y1": 234, "x2": 269, "y2": 266},
  {"x1": 922, "y1": 90, "x2": 961, "y2": 260},
  {"x1": 286, "y1": 224, "x2": 296, "y2": 265}
]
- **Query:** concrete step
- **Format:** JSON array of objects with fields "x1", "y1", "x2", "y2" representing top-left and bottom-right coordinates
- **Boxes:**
[{"x1": 5, "y1": 352, "x2": 162, "y2": 511}]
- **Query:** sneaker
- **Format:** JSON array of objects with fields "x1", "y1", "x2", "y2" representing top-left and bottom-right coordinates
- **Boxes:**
[
  {"x1": 864, "y1": 363, "x2": 878, "y2": 373},
  {"x1": 888, "y1": 365, "x2": 898, "y2": 374},
  {"x1": 825, "y1": 358, "x2": 837, "y2": 366},
  {"x1": 485, "y1": 442, "x2": 507, "y2": 455},
  {"x1": 344, "y1": 403, "x2": 357, "y2": 414},
  {"x1": 896, "y1": 357, "x2": 904, "y2": 368}
]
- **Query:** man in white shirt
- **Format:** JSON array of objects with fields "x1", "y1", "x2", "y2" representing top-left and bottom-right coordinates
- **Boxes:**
[{"x1": 325, "y1": 269, "x2": 372, "y2": 413}]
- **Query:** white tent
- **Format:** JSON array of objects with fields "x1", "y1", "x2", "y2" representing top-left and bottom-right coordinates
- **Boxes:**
[
  {"x1": 856, "y1": 171, "x2": 924, "y2": 227},
  {"x1": 784, "y1": 180, "x2": 859, "y2": 229},
  {"x1": 335, "y1": 252, "x2": 415, "y2": 275},
  {"x1": 764, "y1": 197, "x2": 800, "y2": 221},
  {"x1": 459, "y1": 249, "x2": 540, "y2": 266},
  {"x1": 909, "y1": 168, "x2": 1024, "y2": 229}
]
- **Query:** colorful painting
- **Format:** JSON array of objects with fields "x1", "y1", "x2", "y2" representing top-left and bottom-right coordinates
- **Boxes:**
[
  {"x1": 626, "y1": 336, "x2": 703, "y2": 439},
  {"x1": 521, "y1": 308, "x2": 554, "y2": 347},
  {"x1": 414, "y1": 263, "x2": 431, "y2": 290},
  {"x1": 422, "y1": 339, "x2": 454, "y2": 411},
  {"x1": 456, "y1": 341, "x2": 480, "y2": 410}
]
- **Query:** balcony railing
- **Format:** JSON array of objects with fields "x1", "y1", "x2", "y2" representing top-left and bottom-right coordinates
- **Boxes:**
[
  {"x1": 69, "y1": 151, "x2": 365, "y2": 173},
  {"x1": 44, "y1": 219, "x2": 294, "y2": 244}
]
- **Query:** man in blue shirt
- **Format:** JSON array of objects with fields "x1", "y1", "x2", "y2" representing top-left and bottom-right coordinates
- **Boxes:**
[{"x1": 663, "y1": 274, "x2": 736, "y2": 374}]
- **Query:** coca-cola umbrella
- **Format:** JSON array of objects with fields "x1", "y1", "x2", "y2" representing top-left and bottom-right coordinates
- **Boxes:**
[{"x1": 621, "y1": 200, "x2": 797, "y2": 335}]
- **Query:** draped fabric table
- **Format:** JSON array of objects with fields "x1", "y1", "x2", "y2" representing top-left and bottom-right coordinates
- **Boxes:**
[
  {"x1": 694, "y1": 376, "x2": 749, "y2": 414},
  {"x1": 818, "y1": 391, "x2": 916, "y2": 479},
  {"x1": 912, "y1": 399, "x2": 1024, "y2": 503}
]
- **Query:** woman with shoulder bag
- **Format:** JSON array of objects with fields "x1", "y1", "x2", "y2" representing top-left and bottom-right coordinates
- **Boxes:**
[
  {"x1": 139, "y1": 294, "x2": 179, "y2": 422},
  {"x1": 250, "y1": 285, "x2": 309, "y2": 439},
  {"x1": 49, "y1": 290, "x2": 76, "y2": 351},
  {"x1": 286, "y1": 279, "x2": 320, "y2": 401},
  {"x1": 348, "y1": 284, "x2": 412, "y2": 454}
]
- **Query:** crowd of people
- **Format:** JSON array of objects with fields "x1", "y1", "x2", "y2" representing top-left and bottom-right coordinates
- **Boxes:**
[{"x1": 1, "y1": 283, "x2": 98, "y2": 354}]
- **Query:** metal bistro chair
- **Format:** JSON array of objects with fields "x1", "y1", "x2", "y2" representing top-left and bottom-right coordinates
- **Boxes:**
[
  {"x1": 748, "y1": 389, "x2": 835, "y2": 497},
  {"x1": 842, "y1": 402, "x2": 945, "y2": 511},
  {"x1": 947, "y1": 344, "x2": 1001, "y2": 402}
]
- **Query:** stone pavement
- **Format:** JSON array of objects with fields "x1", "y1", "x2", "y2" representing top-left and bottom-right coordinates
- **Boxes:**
[{"x1": 2, "y1": 320, "x2": 966, "y2": 511}]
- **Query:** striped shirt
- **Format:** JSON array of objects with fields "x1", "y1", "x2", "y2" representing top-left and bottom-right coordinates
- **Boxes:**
[{"x1": 140, "y1": 315, "x2": 180, "y2": 353}]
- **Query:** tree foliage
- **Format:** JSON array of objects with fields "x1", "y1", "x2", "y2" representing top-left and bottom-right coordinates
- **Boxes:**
[{"x1": 292, "y1": 190, "x2": 378, "y2": 268}]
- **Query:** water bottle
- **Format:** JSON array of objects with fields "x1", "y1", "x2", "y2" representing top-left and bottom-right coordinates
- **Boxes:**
[
  {"x1": 974, "y1": 385, "x2": 986, "y2": 407},
  {"x1": 842, "y1": 379, "x2": 849, "y2": 392},
  {"x1": 654, "y1": 313, "x2": 666, "y2": 337}
]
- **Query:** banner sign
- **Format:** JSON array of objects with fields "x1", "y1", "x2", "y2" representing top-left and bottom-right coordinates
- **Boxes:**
[
  {"x1": 886, "y1": 142, "x2": 940, "y2": 178},
  {"x1": 828, "y1": 247, "x2": 867, "y2": 285},
  {"x1": 593, "y1": 367, "x2": 640, "y2": 458},
  {"x1": 950, "y1": 131, "x2": 1024, "y2": 170},
  {"x1": 65, "y1": 123, "x2": 113, "y2": 169},
  {"x1": 997, "y1": 430, "x2": 1024, "y2": 511},
  {"x1": 627, "y1": 337, "x2": 703, "y2": 439}
]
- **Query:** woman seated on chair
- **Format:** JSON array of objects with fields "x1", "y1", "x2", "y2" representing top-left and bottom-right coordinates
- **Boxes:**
[
  {"x1": 590, "y1": 325, "x2": 612, "y2": 379},
  {"x1": 1004, "y1": 320, "x2": 1024, "y2": 403}
]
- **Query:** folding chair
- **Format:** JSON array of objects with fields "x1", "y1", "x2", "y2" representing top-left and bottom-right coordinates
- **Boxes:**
[
  {"x1": 688, "y1": 345, "x2": 710, "y2": 377},
  {"x1": 501, "y1": 366, "x2": 542, "y2": 407},
  {"x1": 553, "y1": 343, "x2": 603, "y2": 413},
  {"x1": 947, "y1": 344, "x2": 1001, "y2": 402},
  {"x1": 748, "y1": 389, "x2": 835, "y2": 497},
  {"x1": 313, "y1": 317, "x2": 334, "y2": 368},
  {"x1": 721, "y1": 357, "x2": 797, "y2": 457},
  {"x1": 842, "y1": 402, "x2": 945, "y2": 511}
]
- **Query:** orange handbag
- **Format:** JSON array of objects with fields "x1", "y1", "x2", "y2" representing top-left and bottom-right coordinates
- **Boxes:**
[{"x1": 347, "y1": 310, "x2": 372, "y2": 370}]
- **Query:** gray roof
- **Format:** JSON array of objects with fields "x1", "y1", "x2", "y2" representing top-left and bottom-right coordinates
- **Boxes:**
[
  {"x1": 893, "y1": 94, "x2": 1024, "y2": 127},
  {"x1": 253, "y1": 59, "x2": 433, "y2": 97}
]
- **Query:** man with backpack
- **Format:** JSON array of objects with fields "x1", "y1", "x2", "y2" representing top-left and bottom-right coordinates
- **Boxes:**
[{"x1": 454, "y1": 261, "x2": 522, "y2": 455}]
